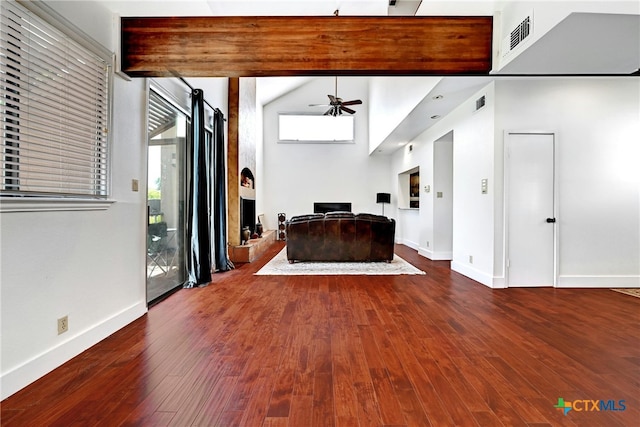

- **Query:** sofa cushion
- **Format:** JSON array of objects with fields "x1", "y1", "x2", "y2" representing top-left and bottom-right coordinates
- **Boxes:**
[
  {"x1": 325, "y1": 211, "x2": 355, "y2": 219},
  {"x1": 355, "y1": 213, "x2": 389, "y2": 222},
  {"x1": 289, "y1": 213, "x2": 324, "y2": 223}
]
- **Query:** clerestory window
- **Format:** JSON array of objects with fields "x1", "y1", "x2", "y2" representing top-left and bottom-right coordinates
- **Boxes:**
[{"x1": 278, "y1": 113, "x2": 355, "y2": 143}]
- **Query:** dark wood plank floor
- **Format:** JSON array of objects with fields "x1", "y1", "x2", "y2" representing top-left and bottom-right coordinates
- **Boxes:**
[{"x1": 2, "y1": 242, "x2": 639, "y2": 426}]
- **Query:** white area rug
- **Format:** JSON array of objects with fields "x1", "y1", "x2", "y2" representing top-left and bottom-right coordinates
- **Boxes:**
[
  {"x1": 255, "y1": 248, "x2": 426, "y2": 276},
  {"x1": 612, "y1": 288, "x2": 640, "y2": 298}
]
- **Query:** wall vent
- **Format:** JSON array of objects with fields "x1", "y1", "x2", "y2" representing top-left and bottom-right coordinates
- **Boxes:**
[
  {"x1": 510, "y1": 16, "x2": 531, "y2": 50},
  {"x1": 502, "y1": 11, "x2": 533, "y2": 57},
  {"x1": 475, "y1": 95, "x2": 486, "y2": 111}
]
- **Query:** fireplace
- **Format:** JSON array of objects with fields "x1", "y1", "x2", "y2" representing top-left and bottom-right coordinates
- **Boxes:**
[{"x1": 240, "y1": 197, "x2": 256, "y2": 238}]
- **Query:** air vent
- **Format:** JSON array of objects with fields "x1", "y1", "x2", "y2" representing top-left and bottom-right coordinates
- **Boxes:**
[
  {"x1": 510, "y1": 16, "x2": 531, "y2": 50},
  {"x1": 476, "y1": 95, "x2": 486, "y2": 111},
  {"x1": 502, "y1": 11, "x2": 533, "y2": 57}
]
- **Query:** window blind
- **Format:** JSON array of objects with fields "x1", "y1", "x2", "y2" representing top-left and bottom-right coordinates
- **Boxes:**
[
  {"x1": 0, "y1": 0, "x2": 110, "y2": 197},
  {"x1": 148, "y1": 90, "x2": 181, "y2": 139}
]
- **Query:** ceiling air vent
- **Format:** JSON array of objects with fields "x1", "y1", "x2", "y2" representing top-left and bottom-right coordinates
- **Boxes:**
[{"x1": 476, "y1": 95, "x2": 486, "y2": 111}]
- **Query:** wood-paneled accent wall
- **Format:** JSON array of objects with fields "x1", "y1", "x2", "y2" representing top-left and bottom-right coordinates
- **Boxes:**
[{"x1": 121, "y1": 16, "x2": 493, "y2": 77}]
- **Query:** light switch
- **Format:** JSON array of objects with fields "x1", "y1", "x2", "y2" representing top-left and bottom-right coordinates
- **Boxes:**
[
  {"x1": 424, "y1": 185, "x2": 431, "y2": 193},
  {"x1": 481, "y1": 178, "x2": 488, "y2": 194},
  {"x1": 132, "y1": 179, "x2": 139, "y2": 192},
  {"x1": 437, "y1": 192, "x2": 443, "y2": 198}
]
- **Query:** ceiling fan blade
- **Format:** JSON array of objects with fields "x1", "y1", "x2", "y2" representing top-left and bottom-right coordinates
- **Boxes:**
[
  {"x1": 341, "y1": 99, "x2": 362, "y2": 106},
  {"x1": 309, "y1": 103, "x2": 330, "y2": 107},
  {"x1": 340, "y1": 106, "x2": 356, "y2": 114},
  {"x1": 328, "y1": 94, "x2": 337, "y2": 103}
]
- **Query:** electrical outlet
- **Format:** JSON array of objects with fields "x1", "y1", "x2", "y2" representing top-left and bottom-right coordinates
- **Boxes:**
[
  {"x1": 469, "y1": 255, "x2": 473, "y2": 264},
  {"x1": 131, "y1": 179, "x2": 139, "y2": 192},
  {"x1": 57, "y1": 316, "x2": 68, "y2": 335}
]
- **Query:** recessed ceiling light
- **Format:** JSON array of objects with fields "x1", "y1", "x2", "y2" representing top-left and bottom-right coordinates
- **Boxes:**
[
  {"x1": 431, "y1": 115, "x2": 440, "y2": 119},
  {"x1": 432, "y1": 95, "x2": 444, "y2": 100}
]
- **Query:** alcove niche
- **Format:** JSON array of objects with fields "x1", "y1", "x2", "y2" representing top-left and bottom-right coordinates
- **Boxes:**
[
  {"x1": 240, "y1": 167, "x2": 256, "y2": 237},
  {"x1": 398, "y1": 166, "x2": 420, "y2": 209}
]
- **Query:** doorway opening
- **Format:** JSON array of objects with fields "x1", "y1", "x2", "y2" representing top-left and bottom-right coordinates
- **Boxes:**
[{"x1": 433, "y1": 131, "x2": 454, "y2": 260}]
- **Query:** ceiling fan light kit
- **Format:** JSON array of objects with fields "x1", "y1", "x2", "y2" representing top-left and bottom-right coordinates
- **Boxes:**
[{"x1": 310, "y1": 77, "x2": 362, "y2": 116}]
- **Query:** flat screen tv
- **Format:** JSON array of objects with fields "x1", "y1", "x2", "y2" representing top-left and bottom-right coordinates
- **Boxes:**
[{"x1": 313, "y1": 202, "x2": 352, "y2": 214}]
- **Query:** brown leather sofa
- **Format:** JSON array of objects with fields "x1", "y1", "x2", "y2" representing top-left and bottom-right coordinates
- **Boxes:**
[{"x1": 285, "y1": 212, "x2": 396, "y2": 262}]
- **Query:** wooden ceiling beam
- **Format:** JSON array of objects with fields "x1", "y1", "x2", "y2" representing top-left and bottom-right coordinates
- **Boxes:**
[{"x1": 121, "y1": 16, "x2": 493, "y2": 77}]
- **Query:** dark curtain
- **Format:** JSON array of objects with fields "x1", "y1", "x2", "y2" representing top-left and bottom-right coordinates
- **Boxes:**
[
  {"x1": 212, "y1": 108, "x2": 234, "y2": 272},
  {"x1": 184, "y1": 89, "x2": 213, "y2": 288},
  {"x1": 184, "y1": 89, "x2": 233, "y2": 288}
]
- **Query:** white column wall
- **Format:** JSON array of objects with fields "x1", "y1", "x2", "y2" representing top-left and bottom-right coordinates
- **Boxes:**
[{"x1": 391, "y1": 83, "x2": 497, "y2": 286}]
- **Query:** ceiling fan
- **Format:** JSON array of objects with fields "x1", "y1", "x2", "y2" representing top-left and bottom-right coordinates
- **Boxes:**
[{"x1": 309, "y1": 76, "x2": 362, "y2": 116}]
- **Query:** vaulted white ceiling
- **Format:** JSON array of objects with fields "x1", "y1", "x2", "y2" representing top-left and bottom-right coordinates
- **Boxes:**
[{"x1": 95, "y1": 0, "x2": 639, "y2": 154}]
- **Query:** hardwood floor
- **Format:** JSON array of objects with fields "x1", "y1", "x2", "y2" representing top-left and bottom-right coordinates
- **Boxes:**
[{"x1": 2, "y1": 242, "x2": 638, "y2": 426}]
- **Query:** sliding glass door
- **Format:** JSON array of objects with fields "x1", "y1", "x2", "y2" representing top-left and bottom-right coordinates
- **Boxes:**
[{"x1": 146, "y1": 90, "x2": 187, "y2": 303}]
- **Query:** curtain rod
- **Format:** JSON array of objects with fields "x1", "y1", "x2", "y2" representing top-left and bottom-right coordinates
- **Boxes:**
[{"x1": 179, "y1": 77, "x2": 226, "y2": 120}]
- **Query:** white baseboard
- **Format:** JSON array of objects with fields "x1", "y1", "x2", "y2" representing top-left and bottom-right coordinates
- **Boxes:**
[
  {"x1": 451, "y1": 261, "x2": 494, "y2": 288},
  {"x1": 397, "y1": 238, "x2": 419, "y2": 251},
  {"x1": 556, "y1": 275, "x2": 640, "y2": 288},
  {"x1": 417, "y1": 246, "x2": 432, "y2": 258},
  {"x1": 1, "y1": 301, "x2": 147, "y2": 400},
  {"x1": 418, "y1": 247, "x2": 452, "y2": 261},
  {"x1": 492, "y1": 276, "x2": 507, "y2": 289}
]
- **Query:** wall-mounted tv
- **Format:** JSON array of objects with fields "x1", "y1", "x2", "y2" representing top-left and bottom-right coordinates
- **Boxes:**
[{"x1": 313, "y1": 202, "x2": 352, "y2": 214}]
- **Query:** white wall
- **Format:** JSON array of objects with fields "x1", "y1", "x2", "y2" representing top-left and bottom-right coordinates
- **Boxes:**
[
  {"x1": 261, "y1": 77, "x2": 391, "y2": 230},
  {"x1": 495, "y1": 77, "x2": 640, "y2": 287},
  {"x1": 0, "y1": 3, "x2": 229, "y2": 400},
  {"x1": 392, "y1": 76, "x2": 639, "y2": 289},
  {"x1": 392, "y1": 82, "x2": 497, "y2": 285},
  {"x1": 449, "y1": 84, "x2": 497, "y2": 285},
  {"x1": 396, "y1": 209, "x2": 421, "y2": 249},
  {"x1": 0, "y1": 2, "x2": 147, "y2": 399}
]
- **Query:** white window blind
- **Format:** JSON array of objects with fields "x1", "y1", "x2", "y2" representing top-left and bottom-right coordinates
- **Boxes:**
[{"x1": 0, "y1": 0, "x2": 111, "y2": 197}]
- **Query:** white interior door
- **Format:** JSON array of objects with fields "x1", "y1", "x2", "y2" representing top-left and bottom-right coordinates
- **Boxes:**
[{"x1": 506, "y1": 132, "x2": 556, "y2": 287}]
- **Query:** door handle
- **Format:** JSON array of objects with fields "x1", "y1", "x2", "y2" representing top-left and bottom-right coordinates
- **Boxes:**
[{"x1": 546, "y1": 218, "x2": 556, "y2": 223}]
